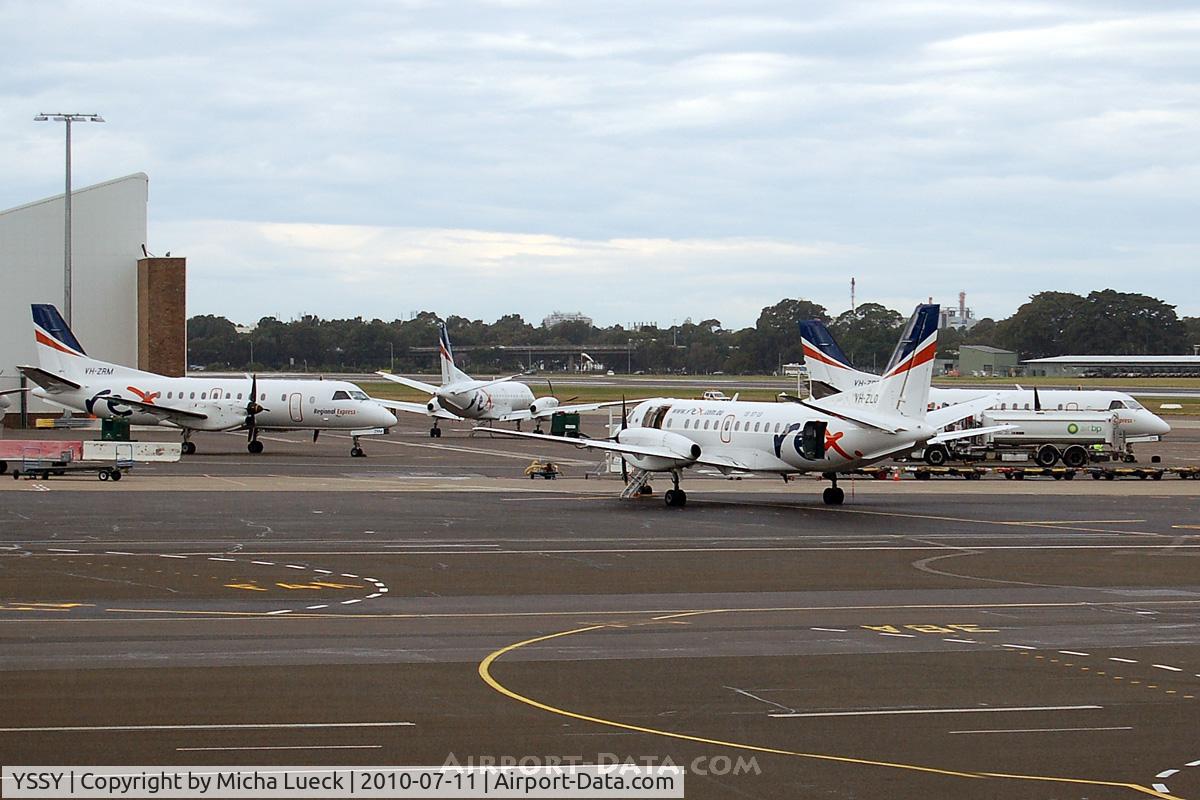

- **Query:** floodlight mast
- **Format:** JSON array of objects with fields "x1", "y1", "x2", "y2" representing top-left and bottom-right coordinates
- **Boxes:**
[{"x1": 33, "y1": 112, "x2": 105, "y2": 326}]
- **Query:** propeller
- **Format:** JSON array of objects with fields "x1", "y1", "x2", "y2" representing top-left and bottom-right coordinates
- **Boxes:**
[
  {"x1": 246, "y1": 374, "x2": 266, "y2": 441},
  {"x1": 545, "y1": 378, "x2": 579, "y2": 404}
]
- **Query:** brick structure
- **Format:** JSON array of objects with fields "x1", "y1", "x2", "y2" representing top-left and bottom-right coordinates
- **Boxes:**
[{"x1": 137, "y1": 257, "x2": 186, "y2": 376}]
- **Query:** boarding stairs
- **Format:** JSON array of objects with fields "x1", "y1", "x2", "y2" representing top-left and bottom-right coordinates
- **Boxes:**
[{"x1": 619, "y1": 467, "x2": 651, "y2": 499}]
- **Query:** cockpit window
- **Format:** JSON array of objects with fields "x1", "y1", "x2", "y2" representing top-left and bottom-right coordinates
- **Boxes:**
[
  {"x1": 332, "y1": 390, "x2": 351, "y2": 400},
  {"x1": 1108, "y1": 400, "x2": 1127, "y2": 410},
  {"x1": 349, "y1": 390, "x2": 369, "y2": 400}
]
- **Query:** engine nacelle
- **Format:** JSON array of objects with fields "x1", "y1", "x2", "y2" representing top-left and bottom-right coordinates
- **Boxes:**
[
  {"x1": 529, "y1": 397, "x2": 560, "y2": 417},
  {"x1": 191, "y1": 404, "x2": 256, "y2": 432},
  {"x1": 427, "y1": 398, "x2": 443, "y2": 415},
  {"x1": 615, "y1": 428, "x2": 701, "y2": 472}
]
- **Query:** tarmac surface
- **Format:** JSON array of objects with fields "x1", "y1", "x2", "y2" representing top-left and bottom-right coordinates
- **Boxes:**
[{"x1": 2, "y1": 415, "x2": 1200, "y2": 799}]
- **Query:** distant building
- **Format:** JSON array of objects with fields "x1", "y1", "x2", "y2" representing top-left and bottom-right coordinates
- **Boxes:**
[
  {"x1": 542, "y1": 310, "x2": 593, "y2": 329},
  {"x1": 1024, "y1": 355, "x2": 1200, "y2": 377},
  {"x1": 959, "y1": 345, "x2": 1018, "y2": 377},
  {"x1": 939, "y1": 291, "x2": 979, "y2": 331}
]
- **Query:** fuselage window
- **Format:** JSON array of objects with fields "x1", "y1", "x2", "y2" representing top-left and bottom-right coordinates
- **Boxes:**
[
  {"x1": 734, "y1": 421, "x2": 740, "y2": 431},
  {"x1": 703, "y1": 419, "x2": 710, "y2": 430},
  {"x1": 281, "y1": 394, "x2": 287, "y2": 402},
  {"x1": 775, "y1": 423, "x2": 781, "y2": 433},
  {"x1": 683, "y1": 419, "x2": 690, "y2": 429},
  {"x1": 666, "y1": 419, "x2": 672, "y2": 428},
  {"x1": 200, "y1": 392, "x2": 207, "y2": 400},
  {"x1": 167, "y1": 392, "x2": 173, "y2": 399},
  {"x1": 309, "y1": 396, "x2": 316, "y2": 404},
  {"x1": 1000, "y1": 403, "x2": 1006, "y2": 410},
  {"x1": 237, "y1": 393, "x2": 243, "y2": 400},
  {"x1": 753, "y1": 422, "x2": 760, "y2": 432},
  {"x1": 189, "y1": 392, "x2": 195, "y2": 399}
]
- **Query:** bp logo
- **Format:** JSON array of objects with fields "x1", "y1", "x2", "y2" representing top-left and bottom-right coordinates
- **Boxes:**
[{"x1": 1067, "y1": 423, "x2": 1079, "y2": 434}]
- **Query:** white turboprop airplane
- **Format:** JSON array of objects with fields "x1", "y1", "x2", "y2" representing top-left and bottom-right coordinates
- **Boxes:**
[
  {"x1": 797, "y1": 319, "x2": 1171, "y2": 445},
  {"x1": 483, "y1": 304, "x2": 1004, "y2": 506},
  {"x1": 18, "y1": 304, "x2": 397, "y2": 456},
  {"x1": 375, "y1": 322, "x2": 630, "y2": 437}
]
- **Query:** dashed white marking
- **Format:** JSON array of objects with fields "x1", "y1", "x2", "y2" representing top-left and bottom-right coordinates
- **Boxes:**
[
  {"x1": 0, "y1": 722, "x2": 413, "y2": 732},
  {"x1": 285, "y1": 564, "x2": 306, "y2": 570},
  {"x1": 364, "y1": 577, "x2": 379, "y2": 583},
  {"x1": 105, "y1": 551, "x2": 133, "y2": 556},
  {"x1": 950, "y1": 726, "x2": 1132, "y2": 735},
  {"x1": 314, "y1": 569, "x2": 332, "y2": 574},
  {"x1": 341, "y1": 599, "x2": 361, "y2": 605},
  {"x1": 47, "y1": 548, "x2": 78, "y2": 553},
  {"x1": 811, "y1": 627, "x2": 847, "y2": 632},
  {"x1": 378, "y1": 587, "x2": 388, "y2": 593},
  {"x1": 943, "y1": 638, "x2": 977, "y2": 644},
  {"x1": 267, "y1": 610, "x2": 291, "y2": 616},
  {"x1": 1110, "y1": 657, "x2": 1138, "y2": 664},
  {"x1": 1157, "y1": 770, "x2": 1179, "y2": 779},
  {"x1": 1153, "y1": 664, "x2": 1182, "y2": 672},
  {"x1": 770, "y1": 705, "x2": 1102, "y2": 719},
  {"x1": 1187, "y1": 759, "x2": 1200, "y2": 767},
  {"x1": 208, "y1": 557, "x2": 235, "y2": 562},
  {"x1": 1002, "y1": 644, "x2": 1037, "y2": 650},
  {"x1": 177, "y1": 745, "x2": 383, "y2": 751},
  {"x1": 306, "y1": 605, "x2": 329, "y2": 610},
  {"x1": 366, "y1": 593, "x2": 381, "y2": 599},
  {"x1": 251, "y1": 560, "x2": 275, "y2": 566},
  {"x1": 1059, "y1": 651, "x2": 1090, "y2": 657},
  {"x1": 342, "y1": 573, "x2": 360, "y2": 578},
  {"x1": 1154, "y1": 784, "x2": 1170, "y2": 793},
  {"x1": 158, "y1": 554, "x2": 186, "y2": 559},
  {"x1": 878, "y1": 632, "x2": 915, "y2": 638}
]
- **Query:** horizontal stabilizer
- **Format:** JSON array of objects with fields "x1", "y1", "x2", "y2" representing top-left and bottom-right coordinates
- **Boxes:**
[
  {"x1": 374, "y1": 372, "x2": 440, "y2": 394},
  {"x1": 16, "y1": 365, "x2": 82, "y2": 393}
]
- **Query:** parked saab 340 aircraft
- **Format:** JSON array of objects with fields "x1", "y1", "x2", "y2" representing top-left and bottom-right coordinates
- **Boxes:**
[
  {"x1": 19, "y1": 304, "x2": 397, "y2": 456},
  {"x1": 798, "y1": 319, "x2": 1171, "y2": 445},
  {"x1": 375, "y1": 322, "x2": 629, "y2": 437},
  {"x1": 485, "y1": 304, "x2": 1003, "y2": 506}
]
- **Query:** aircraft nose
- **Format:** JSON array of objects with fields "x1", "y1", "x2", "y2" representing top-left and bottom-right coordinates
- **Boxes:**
[
  {"x1": 373, "y1": 403, "x2": 397, "y2": 427},
  {"x1": 1151, "y1": 413, "x2": 1172, "y2": 436}
]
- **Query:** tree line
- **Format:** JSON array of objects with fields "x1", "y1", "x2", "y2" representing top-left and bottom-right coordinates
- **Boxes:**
[{"x1": 187, "y1": 290, "x2": 1200, "y2": 375}]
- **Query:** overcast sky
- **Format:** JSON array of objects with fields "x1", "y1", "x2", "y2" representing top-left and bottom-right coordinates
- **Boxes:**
[{"x1": 4, "y1": 1, "x2": 1199, "y2": 328}]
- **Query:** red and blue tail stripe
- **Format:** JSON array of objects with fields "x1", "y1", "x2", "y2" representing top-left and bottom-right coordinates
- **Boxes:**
[
  {"x1": 799, "y1": 320, "x2": 852, "y2": 369},
  {"x1": 882, "y1": 304, "x2": 939, "y2": 378},
  {"x1": 32, "y1": 304, "x2": 86, "y2": 356},
  {"x1": 438, "y1": 323, "x2": 454, "y2": 364}
]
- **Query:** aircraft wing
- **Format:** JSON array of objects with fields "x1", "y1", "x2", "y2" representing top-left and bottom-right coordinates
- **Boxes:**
[
  {"x1": 498, "y1": 399, "x2": 638, "y2": 423},
  {"x1": 16, "y1": 365, "x2": 81, "y2": 393},
  {"x1": 373, "y1": 398, "x2": 460, "y2": 420},
  {"x1": 0, "y1": 388, "x2": 30, "y2": 397},
  {"x1": 100, "y1": 395, "x2": 211, "y2": 423},
  {"x1": 477, "y1": 427, "x2": 694, "y2": 461},
  {"x1": 928, "y1": 424, "x2": 1016, "y2": 445},
  {"x1": 925, "y1": 395, "x2": 1000, "y2": 430},
  {"x1": 374, "y1": 372, "x2": 440, "y2": 394}
]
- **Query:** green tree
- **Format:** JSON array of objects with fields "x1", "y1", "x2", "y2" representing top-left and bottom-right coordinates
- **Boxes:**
[
  {"x1": 829, "y1": 303, "x2": 903, "y2": 372},
  {"x1": 753, "y1": 299, "x2": 829, "y2": 373},
  {"x1": 994, "y1": 292, "x2": 1084, "y2": 359},
  {"x1": 1061, "y1": 290, "x2": 1187, "y2": 354}
]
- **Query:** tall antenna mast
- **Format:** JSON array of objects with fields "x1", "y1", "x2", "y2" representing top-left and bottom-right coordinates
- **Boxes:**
[{"x1": 850, "y1": 277, "x2": 856, "y2": 312}]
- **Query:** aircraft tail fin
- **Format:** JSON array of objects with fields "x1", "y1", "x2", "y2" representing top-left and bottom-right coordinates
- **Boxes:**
[
  {"x1": 438, "y1": 322, "x2": 472, "y2": 385},
  {"x1": 799, "y1": 319, "x2": 877, "y2": 395},
  {"x1": 813, "y1": 304, "x2": 939, "y2": 424},
  {"x1": 31, "y1": 303, "x2": 148, "y2": 382}
]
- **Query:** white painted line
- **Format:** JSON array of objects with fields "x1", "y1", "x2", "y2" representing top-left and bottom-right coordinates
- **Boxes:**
[
  {"x1": 949, "y1": 726, "x2": 1132, "y2": 735},
  {"x1": 0, "y1": 722, "x2": 414, "y2": 732},
  {"x1": 378, "y1": 587, "x2": 389, "y2": 593},
  {"x1": 1059, "y1": 651, "x2": 1090, "y2": 657},
  {"x1": 314, "y1": 569, "x2": 332, "y2": 574},
  {"x1": 364, "y1": 577, "x2": 379, "y2": 583},
  {"x1": 105, "y1": 551, "x2": 134, "y2": 556},
  {"x1": 47, "y1": 548, "x2": 78, "y2": 553},
  {"x1": 1154, "y1": 784, "x2": 1170, "y2": 794},
  {"x1": 1110, "y1": 657, "x2": 1138, "y2": 664},
  {"x1": 811, "y1": 627, "x2": 847, "y2": 633},
  {"x1": 306, "y1": 605, "x2": 329, "y2": 610},
  {"x1": 285, "y1": 564, "x2": 306, "y2": 570},
  {"x1": 1002, "y1": 644, "x2": 1037, "y2": 650},
  {"x1": 1157, "y1": 770, "x2": 1179, "y2": 779},
  {"x1": 266, "y1": 610, "x2": 291, "y2": 616},
  {"x1": 342, "y1": 599, "x2": 361, "y2": 605},
  {"x1": 366, "y1": 594, "x2": 381, "y2": 599},
  {"x1": 1153, "y1": 664, "x2": 1183, "y2": 672},
  {"x1": 769, "y1": 705, "x2": 1102, "y2": 719},
  {"x1": 159, "y1": 554, "x2": 187, "y2": 559},
  {"x1": 208, "y1": 557, "x2": 235, "y2": 562},
  {"x1": 342, "y1": 573, "x2": 360, "y2": 578},
  {"x1": 251, "y1": 561, "x2": 275, "y2": 566},
  {"x1": 943, "y1": 638, "x2": 977, "y2": 644},
  {"x1": 177, "y1": 745, "x2": 383, "y2": 751},
  {"x1": 878, "y1": 632, "x2": 915, "y2": 638},
  {"x1": 1187, "y1": 759, "x2": 1200, "y2": 767}
]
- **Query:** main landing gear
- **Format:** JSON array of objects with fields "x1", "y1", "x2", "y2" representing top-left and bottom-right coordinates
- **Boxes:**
[
  {"x1": 663, "y1": 470, "x2": 687, "y2": 508},
  {"x1": 822, "y1": 472, "x2": 845, "y2": 506},
  {"x1": 181, "y1": 432, "x2": 196, "y2": 456},
  {"x1": 430, "y1": 422, "x2": 442, "y2": 438},
  {"x1": 247, "y1": 440, "x2": 264, "y2": 454}
]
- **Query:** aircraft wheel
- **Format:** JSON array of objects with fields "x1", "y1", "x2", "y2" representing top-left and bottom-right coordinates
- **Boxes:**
[
  {"x1": 350, "y1": 447, "x2": 364, "y2": 458},
  {"x1": 99, "y1": 470, "x2": 109, "y2": 481},
  {"x1": 664, "y1": 489, "x2": 687, "y2": 508},
  {"x1": 110, "y1": 469, "x2": 122, "y2": 482},
  {"x1": 182, "y1": 441, "x2": 196, "y2": 455},
  {"x1": 822, "y1": 487, "x2": 845, "y2": 505},
  {"x1": 248, "y1": 440, "x2": 264, "y2": 454},
  {"x1": 639, "y1": 484, "x2": 653, "y2": 495}
]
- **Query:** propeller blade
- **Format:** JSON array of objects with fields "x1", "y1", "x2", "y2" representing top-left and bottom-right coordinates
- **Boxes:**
[
  {"x1": 1033, "y1": 386, "x2": 1042, "y2": 412},
  {"x1": 546, "y1": 378, "x2": 555, "y2": 398},
  {"x1": 620, "y1": 394, "x2": 628, "y2": 483}
]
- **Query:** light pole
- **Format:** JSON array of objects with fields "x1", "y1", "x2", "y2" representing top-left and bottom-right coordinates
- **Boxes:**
[
  {"x1": 627, "y1": 339, "x2": 632, "y2": 374},
  {"x1": 34, "y1": 112, "x2": 105, "y2": 326}
]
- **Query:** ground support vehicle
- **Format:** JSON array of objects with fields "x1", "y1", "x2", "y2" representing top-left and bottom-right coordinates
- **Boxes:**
[{"x1": 918, "y1": 410, "x2": 1135, "y2": 468}]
